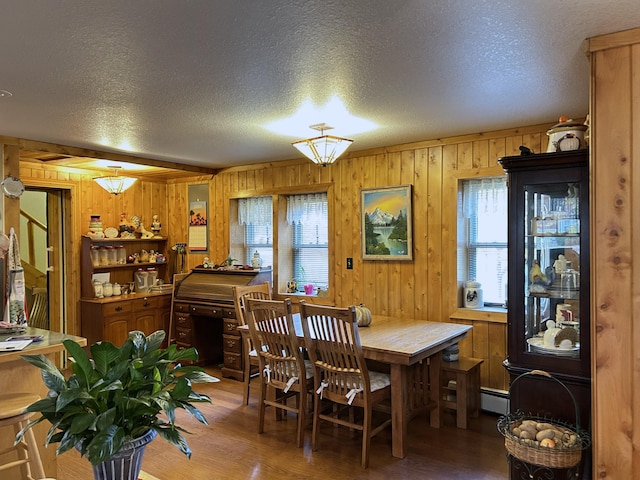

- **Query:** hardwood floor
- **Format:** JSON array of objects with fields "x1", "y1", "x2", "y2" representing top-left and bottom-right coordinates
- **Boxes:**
[{"x1": 57, "y1": 366, "x2": 509, "y2": 480}]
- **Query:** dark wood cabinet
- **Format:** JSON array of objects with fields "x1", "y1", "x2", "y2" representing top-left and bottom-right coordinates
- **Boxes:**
[
  {"x1": 170, "y1": 267, "x2": 272, "y2": 379},
  {"x1": 499, "y1": 149, "x2": 591, "y2": 479}
]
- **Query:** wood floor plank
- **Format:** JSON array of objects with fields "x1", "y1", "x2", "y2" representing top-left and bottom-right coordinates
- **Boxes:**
[{"x1": 57, "y1": 366, "x2": 508, "y2": 479}]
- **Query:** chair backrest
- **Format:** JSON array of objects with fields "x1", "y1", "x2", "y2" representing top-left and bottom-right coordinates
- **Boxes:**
[
  {"x1": 232, "y1": 281, "x2": 272, "y2": 327},
  {"x1": 28, "y1": 287, "x2": 48, "y2": 329},
  {"x1": 244, "y1": 297, "x2": 305, "y2": 390},
  {"x1": 299, "y1": 301, "x2": 370, "y2": 403}
]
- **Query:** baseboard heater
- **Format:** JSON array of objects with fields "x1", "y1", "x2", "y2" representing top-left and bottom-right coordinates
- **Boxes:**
[{"x1": 480, "y1": 387, "x2": 509, "y2": 415}]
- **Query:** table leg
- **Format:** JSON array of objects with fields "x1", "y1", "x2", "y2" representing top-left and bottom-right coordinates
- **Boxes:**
[
  {"x1": 429, "y1": 351, "x2": 442, "y2": 428},
  {"x1": 389, "y1": 363, "x2": 408, "y2": 458}
]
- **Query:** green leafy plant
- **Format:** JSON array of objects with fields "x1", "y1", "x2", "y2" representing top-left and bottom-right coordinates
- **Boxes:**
[{"x1": 17, "y1": 330, "x2": 218, "y2": 465}]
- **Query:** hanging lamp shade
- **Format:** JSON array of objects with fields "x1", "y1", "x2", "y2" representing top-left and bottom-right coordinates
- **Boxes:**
[
  {"x1": 93, "y1": 166, "x2": 137, "y2": 195},
  {"x1": 292, "y1": 123, "x2": 353, "y2": 167}
]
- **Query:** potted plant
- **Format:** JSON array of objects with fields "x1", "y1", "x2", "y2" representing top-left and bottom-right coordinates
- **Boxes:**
[{"x1": 16, "y1": 330, "x2": 219, "y2": 480}]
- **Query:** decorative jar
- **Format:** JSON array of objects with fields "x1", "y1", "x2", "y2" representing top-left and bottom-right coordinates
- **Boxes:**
[{"x1": 464, "y1": 281, "x2": 483, "y2": 309}]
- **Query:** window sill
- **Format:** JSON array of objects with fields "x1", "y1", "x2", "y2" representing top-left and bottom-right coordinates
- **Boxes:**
[{"x1": 450, "y1": 307, "x2": 507, "y2": 324}]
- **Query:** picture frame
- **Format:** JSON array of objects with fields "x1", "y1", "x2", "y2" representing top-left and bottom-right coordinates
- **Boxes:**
[{"x1": 361, "y1": 185, "x2": 413, "y2": 260}]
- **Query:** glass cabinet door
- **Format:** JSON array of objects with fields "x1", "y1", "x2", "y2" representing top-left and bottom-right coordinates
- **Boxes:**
[
  {"x1": 500, "y1": 149, "x2": 590, "y2": 378},
  {"x1": 524, "y1": 181, "x2": 581, "y2": 360}
]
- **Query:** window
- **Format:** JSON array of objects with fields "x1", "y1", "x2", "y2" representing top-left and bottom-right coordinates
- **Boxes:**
[
  {"x1": 238, "y1": 196, "x2": 273, "y2": 267},
  {"x1": 458, "y1": 177, "x2": 508, "y2": 306},
  {"x1": 286, "y1": 193, "x2": 329, "y2": 290}
]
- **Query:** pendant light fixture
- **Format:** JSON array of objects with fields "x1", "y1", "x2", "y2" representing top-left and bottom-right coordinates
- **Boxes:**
[
  {"x1": 291, "y1": 123, "x2": 353, "y2": 167},
  {"x1": 93, "y1": 166, "x2": 137, "y2": 195}
]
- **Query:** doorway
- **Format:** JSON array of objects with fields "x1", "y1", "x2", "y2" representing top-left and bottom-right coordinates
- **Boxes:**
[{"x1": 19, "y1": 189, "x2": 67, "y2": 333}]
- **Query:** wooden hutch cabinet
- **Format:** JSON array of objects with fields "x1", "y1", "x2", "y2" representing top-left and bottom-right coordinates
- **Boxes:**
[
  {"x1": 499, "y1": 149, "x2": 591, "y2": 479},
  {"x1": 80, "y1": 235, "x2": 172, "y2": 346}
]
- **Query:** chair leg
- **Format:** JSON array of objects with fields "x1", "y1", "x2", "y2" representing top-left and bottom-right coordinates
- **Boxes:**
[
  {"x1": 258, "y1": 377, "x2": 267, "y2": 434},
  {"x1": 13, "y1": 419, "x2": 45, "y2": 480},
  {"x1": 242, "y1": 356, "x2": 252, "y2": 405},
  {"x1": 361, "y1": 405, "x2": 372, "y2": 468},
  {"x1": 311, "y1": 394, "x2": 321, "y2": 451},
  {"x1": 296, "y1": 389, "x2": 306, "y2": 448}
]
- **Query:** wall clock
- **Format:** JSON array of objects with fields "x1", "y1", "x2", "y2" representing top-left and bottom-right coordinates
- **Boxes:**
[{"x1": 1, "y1": 176, "x2": 25, "y2": 198}]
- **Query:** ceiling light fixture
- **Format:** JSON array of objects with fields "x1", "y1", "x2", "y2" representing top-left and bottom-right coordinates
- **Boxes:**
[
  {"x1": 291, "y1": 123, "x2": 353, "y2": 167},
  {"x1": 93, "y1": 166, "x2": 137, "y2": 195}
]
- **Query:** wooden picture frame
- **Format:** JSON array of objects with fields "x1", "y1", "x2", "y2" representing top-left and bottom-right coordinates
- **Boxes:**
[{"x1": 361, "y1": 185, "x2": 413, "y2": 260}]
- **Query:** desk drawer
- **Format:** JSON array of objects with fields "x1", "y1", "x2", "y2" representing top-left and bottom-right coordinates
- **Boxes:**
[
  {"x1": 223, "y1": 334, "x2": 241, "y2": 354},
  {"x1": 174, "y1": 302, "x2": 190, "y2": 313},
  {"x1": 224, "y1": 352, "x2": 242, "y2": 370},
  {"x1": 223, "y1": 308, "x2": 236, "y2": 319},
  {"x1": 175, "y1": 327, "x2": 192, "y2": 344},
  {"x1": 223, "y1": 319, "x2": 239, "y2": 334},
  {"x1": 190, "y1": 304, "x2": 222, "y2": 317},
  {"x1": 175, "y1": 313, "x2": 192, "y2": 328}
]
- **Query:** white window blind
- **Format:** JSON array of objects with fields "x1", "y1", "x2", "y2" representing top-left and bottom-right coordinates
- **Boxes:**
[
  {"x1": 460, "y1": 177, "x2": 508, "y2": 305},
  {"x1": 238, "y1": 196, "x2": 273, "y2": 267},
  {"x1": 286, "y1": 193, "x2": 328, "y2": 289}
]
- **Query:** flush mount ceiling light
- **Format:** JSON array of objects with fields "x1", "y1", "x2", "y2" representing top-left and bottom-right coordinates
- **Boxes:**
[
  {"x1": 291, "y1": 123, "x2": 353, "y2": 167},
  {"x1": 93, "y1": 166, "x2": 137, "y2": 195}
]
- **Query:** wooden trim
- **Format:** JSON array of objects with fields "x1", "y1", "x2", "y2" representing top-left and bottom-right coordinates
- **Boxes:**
[
  {"x1": 449, "y1": 308, "x2": 507, "y2": 324},
  {"x1": 16, "y1": 137, "x2": 217, "y2": 175},
  {"x1": 586, "y1": 26, "x2": 640, "y2": 53}
]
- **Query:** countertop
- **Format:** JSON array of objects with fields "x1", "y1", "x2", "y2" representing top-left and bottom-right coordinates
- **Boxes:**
[
  {"x1": 0, "y1": 327, "x2": 87, "y2": 364},
  {"x1": 80, "y1": 290, "x2": 172, "y2": 304}
]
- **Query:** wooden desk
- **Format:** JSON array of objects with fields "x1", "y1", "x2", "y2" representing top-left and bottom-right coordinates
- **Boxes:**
[
  {"x1": 0, "y1": 327, "x2": 87, "y2": 480},
  {"x1": 240, "y1": 315, "x2": 471, "y2": 458}
]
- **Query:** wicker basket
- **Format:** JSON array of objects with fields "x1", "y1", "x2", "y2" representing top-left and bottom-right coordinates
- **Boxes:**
[{"x1": 497, "y1": 370, "x2": 591, "y2": 469}]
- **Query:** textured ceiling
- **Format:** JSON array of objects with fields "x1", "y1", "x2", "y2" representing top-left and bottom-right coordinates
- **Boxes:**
[{"x1": 1, "y1": 1, "x2": 639, "y2": 170}]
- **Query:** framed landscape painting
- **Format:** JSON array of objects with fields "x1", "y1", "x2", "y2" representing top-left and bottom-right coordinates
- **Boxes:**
[{"x1": 361, "y1": 185, "x2": 413, "y2": 260}]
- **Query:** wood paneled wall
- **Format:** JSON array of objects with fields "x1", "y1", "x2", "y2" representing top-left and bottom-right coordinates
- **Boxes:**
[{"x1": 587, "y1": 26, "x2": 640, "y2": 479}]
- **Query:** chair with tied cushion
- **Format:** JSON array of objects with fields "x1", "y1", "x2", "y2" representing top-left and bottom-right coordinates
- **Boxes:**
[
  {"x1": 244, "y1": 297, "x2": 313, "y2": 447},
  {"x1": 232, "y1": 281, "x2": 272, "y2": 405},
  {"x1": 299, "y1": 301, "x2": 392, "y2": 468}
]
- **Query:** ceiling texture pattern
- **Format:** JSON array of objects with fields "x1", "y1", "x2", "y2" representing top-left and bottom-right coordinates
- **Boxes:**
[{"x1": 1, "y1": 1, "x2": 640, "y2": 169}]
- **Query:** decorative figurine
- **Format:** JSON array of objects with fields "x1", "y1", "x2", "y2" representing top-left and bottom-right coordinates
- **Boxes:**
[
  {"x1": 151, "y1": 215, "x2": 162, "y2": 237},
  {"x1": 87, "y1": 215, "x2": 105, "y2": 239},
  {"x1": 119, "y1": 213, "x2": 136, "y2": 238},
  {"x1": 553, "y1": 254, "x2": 568, "y2": 274},
  {"x1": 131, "y1": 215, "x2": 154, "y2": 239},
  {"x1": 529, "y1": 259, "x2": 547, "y2": 285}
]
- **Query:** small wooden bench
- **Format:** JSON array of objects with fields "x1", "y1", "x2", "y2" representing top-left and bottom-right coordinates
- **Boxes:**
[{"x1": 440, "y1": 357, "x2": 484, "y2": 429}]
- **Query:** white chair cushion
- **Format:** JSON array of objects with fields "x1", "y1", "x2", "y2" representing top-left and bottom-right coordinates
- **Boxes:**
[
  {"x1": 303, "y1": 359, "x2": 314, "y2": 379},
  {"x1": 369, "y1": 371, "x2": 391, "y2": 392}
]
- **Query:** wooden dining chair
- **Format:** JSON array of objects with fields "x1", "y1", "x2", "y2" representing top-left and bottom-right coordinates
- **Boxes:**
[
  {"x1": 231, "y1": 281, "x2": 272, "y2": 405},
  {"x1": 244, "y1": 297, "x2": 313, "y2": 448},
  {"x1": 299, "y1": 301, "x2": 392, "y2": 468},
  {"x1": 28, "y1": 287, "x2": 48, "y2": 329}
]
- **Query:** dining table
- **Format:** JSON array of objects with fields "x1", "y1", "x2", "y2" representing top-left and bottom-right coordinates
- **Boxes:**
[{"x1": 240, "y1": 313, "x2": 472, "y2": 459}]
